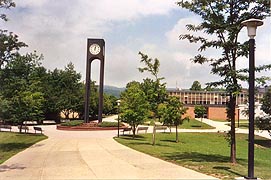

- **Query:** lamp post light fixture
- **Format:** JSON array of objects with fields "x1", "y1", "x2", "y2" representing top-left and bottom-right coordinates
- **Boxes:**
[
  {"x1": 116, "y1": 99, "x2": 121, "y2": 137},
  {"x1": 241, "y1": 18, "x2": 263, "y2": 180}
]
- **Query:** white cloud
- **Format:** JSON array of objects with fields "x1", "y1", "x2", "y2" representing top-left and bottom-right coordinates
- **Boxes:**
[
  {"x1": 104, "y1": 45, "x2": 145, "y2": 86},
  {"x1": 2, "y1": 1, "x2": 270, "y2": 89},
  {"x1": 164, "y1": 17, "x2": 219, "y2": 88},
  {"x1": 165, "y1": 16, "x2": 271, "y2": 88},
  {"x1": 2, "y1": 0, "x2": 178, "y2": 87}
]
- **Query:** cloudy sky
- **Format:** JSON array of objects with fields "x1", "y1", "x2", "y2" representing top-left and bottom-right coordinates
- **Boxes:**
[{"x1": 2, "y1": 0, "x2": 271, "y2": 88}]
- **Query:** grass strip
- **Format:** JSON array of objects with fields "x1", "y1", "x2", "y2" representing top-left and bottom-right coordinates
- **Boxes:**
[
  {"x1": 0, "y1": 132, "x2": 47, "y2": 164},
  {"x1": 180, "y1": 119, "x2": 215, "y2": 129},
  {"x1": 115, "y1": 132, "x2": 271, "y2": 180}
]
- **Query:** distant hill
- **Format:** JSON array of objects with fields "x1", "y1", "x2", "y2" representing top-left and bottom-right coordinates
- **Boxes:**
[{"x1": 104, "y1": 85, "x2": 125, "y2": 97}]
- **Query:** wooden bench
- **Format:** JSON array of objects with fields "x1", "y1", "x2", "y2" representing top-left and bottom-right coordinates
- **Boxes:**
[
  {"x1": 154, "y1": 126, "x2": 167, "y2": 132},
  {"x1": 121, "y1": 127, "x2": 132, "y2": 135},
  {"x1": 34, "y1": 126, "x2": 43, "y2": 134},
  {"x1": 0, "y1": 125, "x2": 12, "y2": 132},
  {"x1": 137, "y1": 126, "x2": 148, "y2": 134},
  {"x1": 18, "y1": 125, "x2": 29, "y2": 133}
]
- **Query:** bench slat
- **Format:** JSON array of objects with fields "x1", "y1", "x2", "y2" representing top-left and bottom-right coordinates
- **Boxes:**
[
  {"x1": 0, "y1": 125, "x2": 12, "y2": 131},
  {"x1": 137, "y1": 126, "x2": 149, "y2": 134},
  {"x1": 34, "y1": 127, "x2": 43, "y2": 134}
]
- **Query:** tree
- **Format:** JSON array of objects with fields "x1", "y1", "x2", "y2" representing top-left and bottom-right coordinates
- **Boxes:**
[
  {"x1": 194, "y1": 105, "x2": 207, "y2": 122},
  {"x1": 138, "y1": 52, "x2": 168, "y2": 120},
  {"x1": 260, "y1": 88, "x2": 271, "y2": 115},
  {"x1": 103, "y1": 94, "x2": 117, "y2": 115},
  {"x1": 177, "y1": 0, "x2": 270, "y2": 163},
  {"x1": 0, "y1": 53, "x2": 44, "y2": 132},
  {"x1": 0, "y1": 0, "x2": 15, "y2": 21},
  {"x1": 159, "y1": 96, "x2": 187, "y2": 142},
  {"x1": 120, "y1": 81, "x2": 149, "y2": 138},
  {"x1": 256, "y1": 88, "x2": 271, "y2": 136},
  {"x1": 0, "y1": 0, "x2": 27, "y2": 68},
  {"x1": 57, "y1": 63, "x2": 82, "y2": 119},
  {"x1": 190, "y1": 80, "x2": 202, "y2": 91}
]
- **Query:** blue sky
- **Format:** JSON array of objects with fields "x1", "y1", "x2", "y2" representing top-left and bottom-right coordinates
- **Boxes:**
[{"x1": 2, "y1": 0, "x2": 271, "y2": 89}]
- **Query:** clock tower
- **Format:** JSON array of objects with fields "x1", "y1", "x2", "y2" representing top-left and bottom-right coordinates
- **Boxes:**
[{"x1": 84, "y1": 39, "x2": 105, "y2": 123}]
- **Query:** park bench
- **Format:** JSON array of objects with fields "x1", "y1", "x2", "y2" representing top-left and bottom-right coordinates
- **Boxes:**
[
  {"x1": 154, "y1": 126, "x2": 167, "y2": 133},
  {"x1": 34, "y1": 126, "x2": 43, "y2": 134},
  {"x1": 137, "y1": 126, "x2": 148, "y2": 134},
  {"x1": 0, "y1": 125, "x2": 12, "y2": 132},
  {"x1": 122, "y1": 127, "x2": 132, "y2": 135},
  {"x1": 18, "y1": 125, "x2": 29, "y2": 133}
]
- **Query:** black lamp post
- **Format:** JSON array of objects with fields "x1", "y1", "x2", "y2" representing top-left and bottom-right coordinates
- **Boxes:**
[
  {"x1": 116, "y1": 99, "x2": 121, "y2": 137},
  {"x1": 241, "y1": 18, "x2": 263, "y2": 180}
]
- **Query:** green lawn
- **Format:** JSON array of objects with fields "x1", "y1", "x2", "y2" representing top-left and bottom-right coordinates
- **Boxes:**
[
  {"x1": 0, "y1": 132, "x2": 47, "y2": 164},
  {"x1": 225, "y1": 121, "x2": 256, "y2": 129},
  {"x1": 211, "y1": 119, "x2": 248, "y2": 122},
  {"x1": 115, "y1": 133, "x2": 271, "y2": 180},
  {"x1": 179, "y1": 119, "x2": 215, "y2": 129},
  {"x1": 144, "y1": 118, "x2": 215, "y2": 129}
]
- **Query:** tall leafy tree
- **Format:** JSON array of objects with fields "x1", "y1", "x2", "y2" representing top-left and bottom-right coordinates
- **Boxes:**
[
  {"x1": 57, "y1": 63, "x2": 82, "y2": 119},
  {"x1": 190, "y1": 80, "x2": 202, "y2": 91},
  {"x1": 36, "y1": 63, "x2": 82, "y2": 120},
  {"x1": 120, "y1": 81, "x2": 149, "y2": 138},
  {"x1": 0, "y1": 53, "x2": 44, "y2": 131},
  {"x1": 177, "y1": 0, "x2": 270, "y2": 163}
]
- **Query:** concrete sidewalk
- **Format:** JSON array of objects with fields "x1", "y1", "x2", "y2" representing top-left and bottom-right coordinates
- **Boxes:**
[
  {"x1": 195, "y1": 118, "x2": 271, "y2": 139},
  {"x1": 0, "y1": 118, "x2": 217, "y2": 180}
]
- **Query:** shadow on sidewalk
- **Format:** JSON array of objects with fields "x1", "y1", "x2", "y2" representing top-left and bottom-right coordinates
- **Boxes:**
[{"x1": 0, "y1": 164, "x2": 26, "y2": 172}]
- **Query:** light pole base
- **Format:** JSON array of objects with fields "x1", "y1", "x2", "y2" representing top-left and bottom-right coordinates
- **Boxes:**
[{"x1": 235, "y1": 177, "x2": 260, "y2": 180}]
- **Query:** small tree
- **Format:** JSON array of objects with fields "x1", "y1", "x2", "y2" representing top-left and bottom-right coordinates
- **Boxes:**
[
  {"x1": 256, "y1": 88, "x2": 271, "y2": 136},
  {"x1": 160, "y1": 96, "x2": 187, "y2": 143},
  {"x1": 138, "y1": 52, "x2": 168, "y2": 121},
  {"x1": 256, "y1": 116, "x2": 271, "y2": 137},
  {"x1": 260, "y1": 88, "x2": 271, "y2": 115},
  {"x1": 120, "y1": 81, "x2": 149, "y2": 138},
  {"x1": 194, "y1": 105, "x2": 207, "y2": 122}
]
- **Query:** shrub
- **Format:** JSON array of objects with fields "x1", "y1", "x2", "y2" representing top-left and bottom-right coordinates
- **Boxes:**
[
  {"x1": 61, "y1": 120, "x2": 83, "y2": 126},
  {"x1": 98, "y1": 121, "x2": 120, "y2": 127}
]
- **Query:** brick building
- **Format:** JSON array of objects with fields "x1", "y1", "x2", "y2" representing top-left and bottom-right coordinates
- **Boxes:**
[{"x1": 168, "y1": 88, "x2": 266, "y2": 120}]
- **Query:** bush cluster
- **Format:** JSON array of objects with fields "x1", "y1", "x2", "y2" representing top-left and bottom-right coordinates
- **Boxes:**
[
  {"x1": 98, "y1": 121, "x2": 119, "y2": 127},
  {"x1": 61, "y1": 120, "x2": 84, "y2": 126}
]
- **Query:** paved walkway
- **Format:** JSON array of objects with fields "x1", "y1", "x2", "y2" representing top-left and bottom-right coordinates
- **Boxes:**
[
  {"x1": 196, "y1": 118, "x2": 271, "y2": 139},
  {"x1": 1, "y1": 116, "x2": 269, "y2": 179},
  {"x1": 0, "y1": 117, "x2": 217, "y2": 180}
]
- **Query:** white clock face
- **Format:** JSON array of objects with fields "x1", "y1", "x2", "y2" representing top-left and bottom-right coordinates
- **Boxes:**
[{"x1": 89, "y1": 44, "x2": 101, "y2": 55}]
